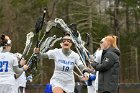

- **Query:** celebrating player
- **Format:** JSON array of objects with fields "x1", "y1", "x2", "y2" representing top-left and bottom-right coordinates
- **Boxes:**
[{"x1": 34, "y1": 34, "x2": 89, "y2": 93}]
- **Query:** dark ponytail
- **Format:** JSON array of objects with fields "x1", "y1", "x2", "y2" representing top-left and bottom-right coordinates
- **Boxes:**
[{"x1": 0, "y1": 34, "x2": 11, "y2": 47}]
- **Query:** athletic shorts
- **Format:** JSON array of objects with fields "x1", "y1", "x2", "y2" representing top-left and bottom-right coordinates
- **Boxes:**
[{"x1": 0, "y1": 84, "x2": 18, "y2": 93}]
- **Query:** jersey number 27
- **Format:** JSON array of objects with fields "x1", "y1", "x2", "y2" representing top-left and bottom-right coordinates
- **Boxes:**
[{"x1": 0, "y1": 61, "x2": 8, "y2": 72}]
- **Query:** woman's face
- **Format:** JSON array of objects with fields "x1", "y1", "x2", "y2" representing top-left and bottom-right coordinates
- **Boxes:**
[
  {"x1": 61, "y1": 36, "x2": 72, "y2": 50},
  {"x1": 101, "y1": 39, "x2": 110, "y2": 50}
]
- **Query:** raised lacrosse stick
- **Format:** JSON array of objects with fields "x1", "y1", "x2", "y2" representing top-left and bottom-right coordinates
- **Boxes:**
[
  {"x1": 22, "y1": 32, "x2": 34, "y2": 57},
  {"x1": 40, "y1": 35, "x2": 56, "y2": 53},
  {"x1": 26, "y1": 8, "x2": 47, "y2": 69},
  {"x1": 40, "y1": 36, "x2": 62, "y2": 53},
  {"x1": 27, "y1": 20, "x2": 57, "y2": 68},
  {"x1": 54, "y1": 18, "x2": 90, "y2": 66}
]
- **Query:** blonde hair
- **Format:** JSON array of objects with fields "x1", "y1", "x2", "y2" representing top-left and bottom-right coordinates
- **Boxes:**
[{"x1": 105, "y1": 35, "x2": 118, "y2": 48}]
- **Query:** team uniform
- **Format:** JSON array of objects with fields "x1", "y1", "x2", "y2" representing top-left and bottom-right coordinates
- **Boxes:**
[
  {"x1": 0, "y1": 51, "x2": 19, "y2": 93},
  {"x1": 0, "y1": 47, "x2": 2, "y2": 52},
  {"x1": 41, "y1": 48, "x2": 83, "y2": 93},
  {"x1": 14, "y1": 53, "x2": 27, "y2": 93},
  {"x1": 16, "y1": 71, "x2": 27, "y2": 93},
  {"x1": 87, "y1": 49, "x2": 103, "y2": 93}
]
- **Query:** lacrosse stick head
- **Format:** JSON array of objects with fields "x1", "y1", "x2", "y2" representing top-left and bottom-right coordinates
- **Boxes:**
[
  {"x1": 45, "y1": 20, "x2": 56, "y2": 33},
  {"x1": 54, "y1": 18, "x2": 70, "y2": 33},
  {"x1": 26, "y1": 32, "x2": 34, "y2": 46},
  {"x1": 40, "y1": 35, "x2": 56, "y2": 53},
  {"x1": 68, "y1": 23, "x2": 79, "y2": 38},
  {"x1": 35, "y1": 8, "x2": 47, "y2": 34},
  {"x1": 35, "y1": 17, "x2": 44, "y2": 34}
]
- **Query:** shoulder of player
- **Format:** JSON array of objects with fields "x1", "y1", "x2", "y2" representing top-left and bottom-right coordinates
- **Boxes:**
[
  {"x1": 52, "y1": 48, "x2": 60, "y2": 52},
  {"x1": 9, "y1": 52, "x2": 18, "y2": 59},
  {"x1": 71, "y1": 50, "x2": 79, "y2": 57},
  {"x1": 47, "y1": 48, "x2": 59, "y2": 53}
]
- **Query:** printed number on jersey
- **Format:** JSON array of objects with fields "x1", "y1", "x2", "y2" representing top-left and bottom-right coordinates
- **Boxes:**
[
  {"x1": 0, "y1": 61, "x2": 8, "y2": 72},
  {"x1": 62, "y1": 66, "x2": 69, "y2": 72}
]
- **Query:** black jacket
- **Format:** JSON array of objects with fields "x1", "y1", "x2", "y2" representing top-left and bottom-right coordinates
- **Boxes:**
[{"x1": 91, "y1": 47, "x2": 120, "y2": 93}]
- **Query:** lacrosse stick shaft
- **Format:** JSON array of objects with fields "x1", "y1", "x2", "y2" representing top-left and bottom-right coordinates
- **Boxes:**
[
  {"x1": 75, "y1": 47, "x2": 87, "y2": 67},
  {"x1": 73, "y1": 71, "x2": 81, "y2": 77},
  {"x1": 75, "y1": 64, "x2": 83, "y2": 76}
]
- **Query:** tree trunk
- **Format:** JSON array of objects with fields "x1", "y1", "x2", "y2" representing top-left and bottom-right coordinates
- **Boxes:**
[
  {"x1": 86, "y1": 0, "x2": 94, "y2": 54},
  {"x1": 134, "y1": 8, "x2": 139, "y2": 82}
]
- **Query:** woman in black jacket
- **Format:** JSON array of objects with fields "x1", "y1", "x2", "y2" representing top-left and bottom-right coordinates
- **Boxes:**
[{"x1": 91, "y1": 35, "x2": 120, "y2": 93}]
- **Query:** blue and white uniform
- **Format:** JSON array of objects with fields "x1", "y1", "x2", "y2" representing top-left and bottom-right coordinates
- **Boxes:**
[
  {"x1": 0, "y1": 51, "x2": 18, "y2": 93},
  {"x1": 42, "y1": 48, "x2": 83, "y2": 93},
  {"x1": 87, "y1": 49, "x2": 103, "y2": 93},
  {"x1": 16, "y1": 71, "x2": 27, "y2": 93},
  {"x1": 14, "y1": 53, "x2": 27, "y2": 93}
]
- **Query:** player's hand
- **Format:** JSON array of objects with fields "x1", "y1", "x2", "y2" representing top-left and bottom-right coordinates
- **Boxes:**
[
  {"x1": 87, "y1": 67, "x2": 95, "y2": 73},
  {"x1": 89, "y1": 55, "x2": 94, "y2": 63},
  {"x1": 34, "y1": 48, "x2": 40, "y2": 54},
  {"x1": 81, "y1": 72, "x2": 89, "y2": 81},
  {"x1": 23, "y1": 65, "x2": 29, "y2": 71},
  {"x1": 19, "y1": 58, "x2": 26, "y2": 66}
]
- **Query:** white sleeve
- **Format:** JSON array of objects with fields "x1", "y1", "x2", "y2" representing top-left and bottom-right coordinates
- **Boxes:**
[
  {"x1": 46, "y1": 49, "x2": 57, "y2": 59},
  {"x1": 75, "y1": 53, "x2": 83, "y2": 66},
  {"x1": 94, "y1": 50, "x2": 102, "y2": 63},
  {"x1": 13, "y1": 56, "x2": 18, "y2": 66}
]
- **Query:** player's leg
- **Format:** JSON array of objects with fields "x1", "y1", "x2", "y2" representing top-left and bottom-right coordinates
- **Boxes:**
[
  {"x1": 23, "y1": 87, "x2": 25, "y2": 93},
  {"x1": 53, "y1": 87, "x2": 64, "y2": 93}
]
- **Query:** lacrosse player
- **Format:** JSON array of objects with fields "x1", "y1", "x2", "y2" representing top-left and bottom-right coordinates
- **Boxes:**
[
  {"x1": 14, "y1": 53, "x2": 27, "y2": 93},
  {"x1": 34, "y1": 34, "x2": 89, "y2": 93},
  {"x1": 0, "y1": 34, "x2": 28, "y2": 93}
]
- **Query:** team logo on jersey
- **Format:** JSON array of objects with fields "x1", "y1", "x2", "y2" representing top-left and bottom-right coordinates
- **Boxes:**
[
  {"x1": 105, "y1": 58, "x2": 109, "y2": 62},
  {"x1": 58, "y1": 59, "x2": 74, "y2": 65}
]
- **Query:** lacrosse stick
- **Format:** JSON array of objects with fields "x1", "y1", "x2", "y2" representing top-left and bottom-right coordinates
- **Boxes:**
[
  {"x1": 27, "y1": 20, "x2": 56, "y2": 66},
  {"x1": 25, "y1": 8, "x2": 47, "y2": 56},
  {"x1": 22, "y1": 32, "x2": 34, "y2": 58},
  {"x1": 35, "y1": 8, "x2": 47, "y2": 47},
  {"x1": 27, "y1": 35, "x2": 62, "y2": 68},
  {"x1": 37, "y1": 20, "x2": 57, "y2": 48},
  {"x1": 26, "y1": 8, "x2": 47, "y2": 69},
  {"x1": 73, "y1": 71, "x2": 82, "y2": 80},
  {"x1": 40, "y1": 36, "x2": 62, "y2": 53},
  {"x1": 54, "y1": 18, "x2": 91, "y2": 66},
  {"x1": 40, "y1": 35, "x2": 56, "y2": 52}
]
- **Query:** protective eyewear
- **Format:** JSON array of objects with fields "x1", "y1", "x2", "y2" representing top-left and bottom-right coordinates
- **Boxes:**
[{"x1": 62, "y1": 39, "x2": 72, "y2": 43}]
